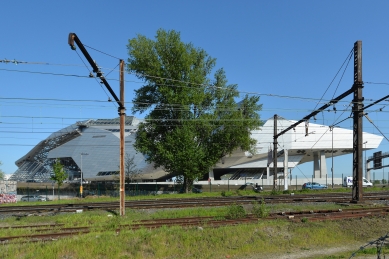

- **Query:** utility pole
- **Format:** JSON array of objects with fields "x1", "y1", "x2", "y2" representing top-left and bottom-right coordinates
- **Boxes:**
[
  {"x1": 68, "y1": 33, "x2": 126, "y2": 216},
  {"x1": 273, "y1": 114, "x2": 277, "y2": 191},
  {"x1": 270, "y1": 41, "x2": 365, "y2": 199},
  {"x1": 352, "y1": 40, "x2": 363, "y2": 203},
  {"x1": 119, "y1": 60, "x2": 125, "y2": 216}
]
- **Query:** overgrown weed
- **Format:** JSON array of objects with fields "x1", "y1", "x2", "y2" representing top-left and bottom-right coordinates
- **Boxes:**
[
  {"x1": 252, "y1": 198, "x2": 269, "y2": 218},
  {"x1": 226, "y1": 203, "x2": 246, "y2": 219}
]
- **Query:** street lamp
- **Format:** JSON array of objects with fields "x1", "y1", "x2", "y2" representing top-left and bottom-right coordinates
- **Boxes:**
[
  {"x1": 331, "y1": 126, "x2": 334, "y2": 188},
  {"x1": 80, "y1": 153, "x2": 89, "y2": 198},
  {"x1": 330, "y1": 126, "x2": 340, "y2": 188}
]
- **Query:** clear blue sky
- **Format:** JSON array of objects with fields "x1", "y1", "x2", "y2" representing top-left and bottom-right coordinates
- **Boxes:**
[{"x1": 1, "y1": 1, "x2": 389, "y2": 181}]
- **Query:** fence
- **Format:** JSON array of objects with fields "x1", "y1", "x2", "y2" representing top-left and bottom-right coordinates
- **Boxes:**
[
  {"x1": 15, "y1": 175, "x2": 346, "y2": 200},
  {"x1": 17, "y1": 182, "x2": 186, "y2": 200}
]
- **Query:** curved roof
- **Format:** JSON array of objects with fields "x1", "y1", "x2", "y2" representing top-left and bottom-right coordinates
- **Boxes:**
[{"x1": 215, "y1": 117, "x2": 383, "y2": 169}]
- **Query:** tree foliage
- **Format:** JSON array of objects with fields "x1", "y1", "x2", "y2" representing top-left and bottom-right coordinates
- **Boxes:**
[
  {"x1": 51, "y1": 159, "x2": 67, "y2": 189},
  {"x1": 127, "y1": 29, "x2": 262, "y2": 191},
  {"x1": 0, "y1": 161, "x2": 4, "y2": 180}
]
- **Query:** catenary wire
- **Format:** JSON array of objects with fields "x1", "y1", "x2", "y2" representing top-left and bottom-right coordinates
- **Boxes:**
[
  {"x1": 4, "y1": 57, "x2": 389, "y2": 106},
  {"x1": 1, "y1": 58, "x2": 373, "y2": 105},
  {"x1": 302, "y1": 48, "x2": 353, "y2": 112},
  {"x1": 75, "y1": 49, "x2": 117, "y2": 108},
  {"x1": 3, "y1": 63, "x2": 387, "y2": 108},
  {"x1": 83, "y1": 44, "x2": 122, "y2": 60}
]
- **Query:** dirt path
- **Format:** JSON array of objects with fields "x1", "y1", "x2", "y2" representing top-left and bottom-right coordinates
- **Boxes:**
[{"x1": 240, "y1": 244, "x2": 379, "y2": 259}]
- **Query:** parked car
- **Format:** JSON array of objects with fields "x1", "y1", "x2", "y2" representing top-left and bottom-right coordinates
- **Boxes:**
[
  {"x1": 20, "y1": 195, "x2": 47, "y2": 202},
  {"x1": 179, "y1": 187, "x2": 203, "y2": 193},
  {"x1": 302, "y1": 182, "x2": 327, "y2": 190},
  {"x1": 192, "y1": 187, "x2": 203, "y2": 193}
]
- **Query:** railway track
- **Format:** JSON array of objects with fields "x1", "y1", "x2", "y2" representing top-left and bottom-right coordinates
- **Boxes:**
[
  {"x1": 1, "y1": 206, "x2": 388, "y2": 244},
  {"x1": 1, "y1": 192, "x2": 389, "y2": 215}
]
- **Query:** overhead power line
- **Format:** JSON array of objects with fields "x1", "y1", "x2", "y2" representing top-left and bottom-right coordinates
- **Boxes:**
[{"x1": 0, "y1": 58, "x2": 369, "y2": 105}]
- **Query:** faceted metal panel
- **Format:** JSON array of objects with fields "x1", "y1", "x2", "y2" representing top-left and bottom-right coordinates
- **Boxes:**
[{"x1": 11, "y1": 116, "x2": 163, "y2": 182}]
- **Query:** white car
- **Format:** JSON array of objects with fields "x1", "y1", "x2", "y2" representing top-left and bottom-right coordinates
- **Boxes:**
[{"x1": 20, "y1": 195, "x2": 47, "y2": 202}]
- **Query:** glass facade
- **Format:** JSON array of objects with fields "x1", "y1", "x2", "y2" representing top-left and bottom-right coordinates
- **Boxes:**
[{"x1": 10, "y1": 116, "x2": 160, "y2": 182}]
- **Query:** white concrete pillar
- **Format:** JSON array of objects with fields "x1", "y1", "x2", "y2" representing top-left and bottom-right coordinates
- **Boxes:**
[
  {"x1": 266, "y1": 167, "x2": 270, "y2": 185},
  {"x1": 320, "y1": 150, "x2": 327, "y2": 179},
  {"x1": 209, "y1": 170, "x2": 214, "y2": 181},
  {"x1": 284, "y1": 149, "x2": 288, "y2": 190}
]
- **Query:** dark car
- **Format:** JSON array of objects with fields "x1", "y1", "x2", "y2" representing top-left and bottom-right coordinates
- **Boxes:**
[
  {"x1": 192, "y1": 187, "x2": 203, "y2": 193},
  {"x1": 20, "y1": 195, "x2": 47, "y2": 202},
  {"x1": 302, "y1": 182, "x2": 327, "y2": 190},
  {"x1": 179, "y1": 187, "x2": 203, "y2": 193}
]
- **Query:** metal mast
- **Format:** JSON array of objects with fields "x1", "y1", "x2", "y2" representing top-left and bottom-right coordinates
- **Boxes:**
[
  {"x1": 352, "y1": 40, "x2": 364, "y2": 202},
  {"x1": 273, "y1": 114, "x2": 277, "y2": 191}
]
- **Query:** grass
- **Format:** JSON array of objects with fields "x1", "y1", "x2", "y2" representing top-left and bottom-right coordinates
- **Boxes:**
[
  {"x1": 251, "y1": 198, "x2": 270, "y2": 218},
  {"x1": 2, "y1": 189, "x2": 389, "y2": 258},
  {"x1": 1, "y1": 214, "x2": 388, "y2": 259}
]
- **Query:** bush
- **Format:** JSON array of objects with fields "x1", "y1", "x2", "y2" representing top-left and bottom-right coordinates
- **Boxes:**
[
  {"x1": 252, "y1": 198, "x2": 269, "y2": 218},
  {"x1": 270, "y1": 189, "x2": 281, "y2": 195},
  {"x1": 226, "y1": 203, "x2": 246, "y2": 219},
  {"x1": 221, "y1": 191, "x2": 234, "y2": 197}
]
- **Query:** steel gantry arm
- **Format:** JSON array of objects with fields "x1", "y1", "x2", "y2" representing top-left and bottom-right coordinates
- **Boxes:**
[
  {"x1": 67, "y1": 32, "x2": 125, "y2": 111},
  {"x1": 271, "y1": 88, "x2": 354, "y2": 191},
  {"x1": 68, "y1": 33, "x2": 126, "y2": 216},
  {"x1": 275, "y1": 88, "x2": 354, "y2": 139}
]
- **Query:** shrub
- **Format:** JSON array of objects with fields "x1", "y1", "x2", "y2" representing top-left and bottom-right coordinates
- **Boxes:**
[
  {"x1": 221, "y1": 191, "x2": 234, "y2": 197},
  {"x1": 107, "y1": 214, "x2": 121, "y2": 230},
  {"x1": 252, "y1": 198, "x2": 269, "y2": 218},
  {"x1": 226, "y1": 203, "x2": 246, "y2": 219}
]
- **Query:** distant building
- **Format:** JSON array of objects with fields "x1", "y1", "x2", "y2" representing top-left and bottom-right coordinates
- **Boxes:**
[
  {"x1": 10, "y1": 116, "x2": 168, "y2": 183},
  {"x1": 210, "y1": 117, "x2": 383, "y2": 184},
  {"x1": 10, "y1": 116, "x2": 383, "y2": 183}
]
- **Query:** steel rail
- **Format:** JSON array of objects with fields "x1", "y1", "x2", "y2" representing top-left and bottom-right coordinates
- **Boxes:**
[
  {"x1": 2, "y1": 207, "x2": 389, "y2": 244},
  {"x1": 1, "y1": 192, "x2": 389, "y2": 215}
]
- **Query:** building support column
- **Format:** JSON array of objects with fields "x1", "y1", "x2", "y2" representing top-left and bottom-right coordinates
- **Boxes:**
[
  {"x1": 208, "y1": 170, "x2": 214, "y2": 181},
  {"x1": 320, "y1": 150, "x2": 327, "y2": 178},
  {"x1": 284, "y1": 149, "x2": 288, "y2": 190}
]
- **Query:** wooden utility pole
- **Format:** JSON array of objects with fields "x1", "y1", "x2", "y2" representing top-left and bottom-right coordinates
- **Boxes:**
[
  {"x1": 352, "y1": 40, "x2": 364, "y2": 202},
  {"x1": 119, "y1": 59, "x2": 125, "y2": 216},
  {"x1": 68, "y1": 33, "x2": 127, "y2": 215}
]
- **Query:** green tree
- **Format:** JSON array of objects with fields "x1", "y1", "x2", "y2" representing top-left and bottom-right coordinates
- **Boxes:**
[
  {"x1": 127, "y1": 29, "x2": 262, "y2": 192},
  {"x1": 50, "y1": 159, "x2": 67, "y2": 200},
  {"x1": 0, "y1": 161, "x2": 5, "y2": 180},
  {"x1": 124, "y1": 153, "x2": 142, "y2": 189}
]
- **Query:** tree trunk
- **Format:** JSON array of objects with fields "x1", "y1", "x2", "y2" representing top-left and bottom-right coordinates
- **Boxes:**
[{"x1": 183, "y1": 177, "x2": 189, "y2": 193}]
